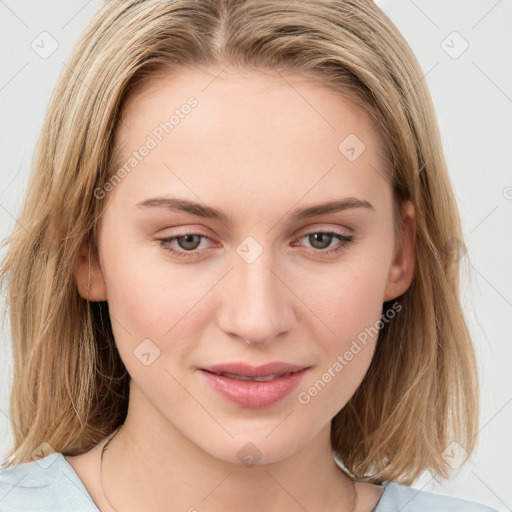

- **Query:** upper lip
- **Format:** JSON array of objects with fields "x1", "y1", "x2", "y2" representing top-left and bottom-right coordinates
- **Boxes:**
[{"x1": 201, "y1": 362, "x2": 309, "y2": 377}]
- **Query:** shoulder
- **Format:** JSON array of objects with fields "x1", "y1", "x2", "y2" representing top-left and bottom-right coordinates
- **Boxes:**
[
  {"x1": 376, "y1": 481, "x2": 498, "y2": 512},
  {"x1": 0, "y1": 453, "x2": 98, "y2": 512}
]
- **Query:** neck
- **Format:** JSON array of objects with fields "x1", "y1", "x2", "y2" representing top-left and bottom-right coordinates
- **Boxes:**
[{"x1": 100, "y1": 396, "x2": 357, "y2": 512}]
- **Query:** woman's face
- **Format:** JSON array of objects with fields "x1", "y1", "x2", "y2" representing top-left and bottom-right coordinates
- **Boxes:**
[{"x1": 77, "y1": 67, "x2": 415, "y2": 465}]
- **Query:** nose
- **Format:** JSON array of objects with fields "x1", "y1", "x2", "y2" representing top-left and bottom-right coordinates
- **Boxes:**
[{"x1": 216, "y1": 249, "x2": 295, "y2": 346}]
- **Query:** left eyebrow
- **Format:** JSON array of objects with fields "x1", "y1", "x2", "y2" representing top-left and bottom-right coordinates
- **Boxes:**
[
  {"x1": 137, "y1": 196, "x2": 374, "y2": 226},
  {"x1": 290, "y1": 197, "x2": 375, "y2": 220}
]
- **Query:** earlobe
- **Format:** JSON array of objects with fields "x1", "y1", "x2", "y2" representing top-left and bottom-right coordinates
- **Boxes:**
[
  {"x1": 74, "y1": 239, "x2": 107, "y2": 301},
  {"x1": 383, "y1": 201, "x2": 416, "y2": 301}
]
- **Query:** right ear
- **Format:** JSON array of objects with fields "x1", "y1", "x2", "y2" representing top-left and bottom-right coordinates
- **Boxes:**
[{"x1": 74, "y1": 239, "x2": 107, "y2": 301}]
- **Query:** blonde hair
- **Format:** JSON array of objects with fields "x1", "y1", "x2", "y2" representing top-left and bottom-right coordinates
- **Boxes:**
[{"x1": 1, "y1": 0, "x2": 478, "y2": 484}]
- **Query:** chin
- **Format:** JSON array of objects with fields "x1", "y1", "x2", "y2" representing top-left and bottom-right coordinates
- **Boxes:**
[{"x1": 193, "y1": 424, "x2": 319, "y2": 467}]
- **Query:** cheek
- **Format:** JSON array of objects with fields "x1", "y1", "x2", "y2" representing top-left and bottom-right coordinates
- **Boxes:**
[
  {"x1": 98, "y1": 233, "x2": 231, "y2": 389},
  {"x1": 100, "y1": 232, "x2": 206, "y2": 336},
  {"x1": 296, "y1": 280, "x2": 383, "y2": 420},
  {"x1": 300, "y1": 258, "x2": 391, "y2": 348},
  {"x1": 293, "y1": 256, "x2": 391, "y2": 412}
]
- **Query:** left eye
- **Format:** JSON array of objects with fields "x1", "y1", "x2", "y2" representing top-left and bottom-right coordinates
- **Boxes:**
[{"x1": 295, "y1": 231, "x2": 354, "y2": 254}]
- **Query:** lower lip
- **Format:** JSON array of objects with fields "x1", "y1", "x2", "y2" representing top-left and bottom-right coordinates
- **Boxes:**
[{"x1": 199, "y1": 368, "x2": 309, "y2": 408}]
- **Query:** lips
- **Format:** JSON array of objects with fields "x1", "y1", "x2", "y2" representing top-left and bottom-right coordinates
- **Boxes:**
[
  {"x1": 209, "y1": 371, "x2": 295, "y2": 382},
  {"x1": 199, "y1": 362, "x2": 309, "y2": 408},
  {"x1": 202, "y1": 362, "x2": 307, "y2": 378}
]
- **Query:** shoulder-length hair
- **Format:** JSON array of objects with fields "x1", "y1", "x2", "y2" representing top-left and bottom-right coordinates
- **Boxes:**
[{"x1": 1, "y1": 0, "x2": 477, "y2": 484}]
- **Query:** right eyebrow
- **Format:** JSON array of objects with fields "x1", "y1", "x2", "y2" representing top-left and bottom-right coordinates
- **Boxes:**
[{"x1": 137, "y1": 197, "x2": 230, "y2": 223}]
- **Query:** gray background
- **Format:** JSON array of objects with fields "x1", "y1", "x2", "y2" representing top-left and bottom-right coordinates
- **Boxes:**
[{"x1": 1, "y1": 1, "x2": 511, "y2": 510}]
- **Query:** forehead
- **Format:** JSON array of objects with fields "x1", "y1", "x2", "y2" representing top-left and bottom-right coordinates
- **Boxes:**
[
  {"x1": 119, "y1": 66, "x2": 376, "y2": 132},
  {"x1": 117, "y1": 66, "x2": 383, "y2": 153},
  {"x1": 109, "y1": 66, "x2": 391, "y2": 213}
]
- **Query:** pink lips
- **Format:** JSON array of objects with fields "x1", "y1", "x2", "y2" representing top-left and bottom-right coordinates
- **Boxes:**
[{"x1": 199, "y1": 362, "x2": 309, "y2": 408}]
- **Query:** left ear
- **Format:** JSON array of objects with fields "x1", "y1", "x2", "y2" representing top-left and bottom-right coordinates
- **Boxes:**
[
  {"x1": 383, "y1": 200, "x2": 416, "y2": 301},
  {"x1": 74, "y1": 238, "x2": 107, "y2": 302}
]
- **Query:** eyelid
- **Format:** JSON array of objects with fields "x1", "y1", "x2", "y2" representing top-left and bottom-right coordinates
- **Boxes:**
[{"x1": 297, "y1": 224, "x2": 352, "y2": 237}]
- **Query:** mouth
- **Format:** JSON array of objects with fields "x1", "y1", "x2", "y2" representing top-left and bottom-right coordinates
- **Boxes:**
[
  {"x1": 199, "y1": 362, "x2": 310, "y2": 408},
  {"x1": 203, "y1": 369, "x2": 301, "y2": 382},
  {"x1": 201, "y1": 361, "x2": 308, "y2": 378}
]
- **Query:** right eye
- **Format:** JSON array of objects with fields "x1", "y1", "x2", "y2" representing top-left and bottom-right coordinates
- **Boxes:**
[{"x1": 156, "y1": 233, "x2": 214, "y2": 258}]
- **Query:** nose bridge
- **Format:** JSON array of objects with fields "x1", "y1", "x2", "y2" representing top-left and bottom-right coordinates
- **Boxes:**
[{"x1": 217, "y1": 247, "x2": 294, "y2": 344}]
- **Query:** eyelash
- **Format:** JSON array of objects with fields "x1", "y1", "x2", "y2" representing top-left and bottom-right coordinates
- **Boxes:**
[{"x1": 156, "y1": 230, "x2": 354, "y2": 259}]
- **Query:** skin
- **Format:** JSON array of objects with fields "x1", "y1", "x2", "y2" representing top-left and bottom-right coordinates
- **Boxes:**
[{"x1": 69, "y1": 66, "x2": 415, "y2": 512}]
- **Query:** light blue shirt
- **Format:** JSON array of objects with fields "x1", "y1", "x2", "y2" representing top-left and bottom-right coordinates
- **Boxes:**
[{"x1": 0, "y1": 452, "x2": 497, "y2": 511}]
